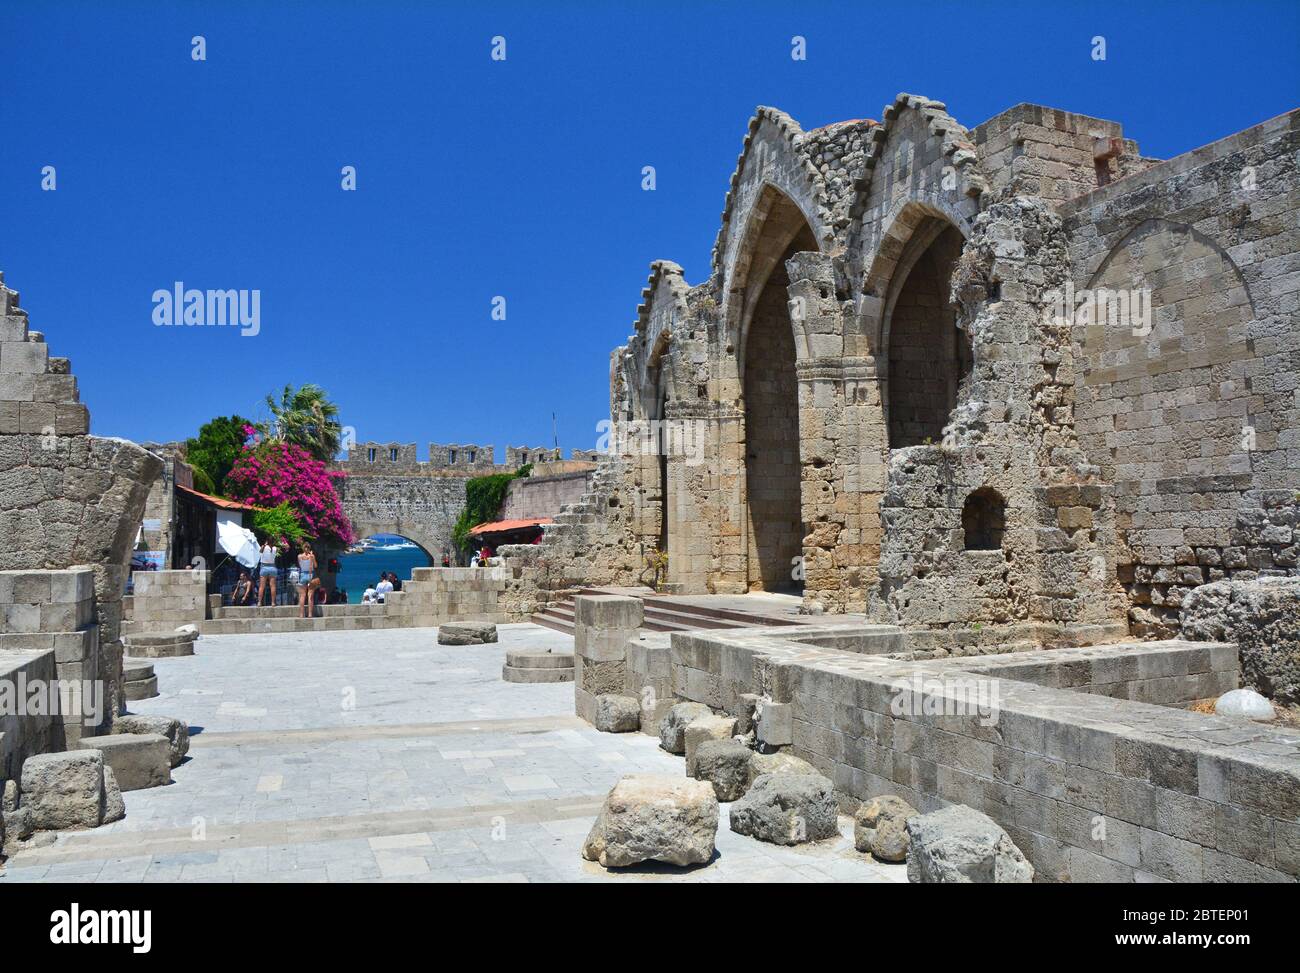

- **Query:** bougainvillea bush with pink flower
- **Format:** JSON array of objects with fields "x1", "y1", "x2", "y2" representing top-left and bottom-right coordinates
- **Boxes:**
[{"x1": 225, "y1": 440, "x2": 355, "y2": 547}]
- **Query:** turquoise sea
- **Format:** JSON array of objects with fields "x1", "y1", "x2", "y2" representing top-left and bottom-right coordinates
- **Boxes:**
[{"x1": 334, "y1": 536, "x2": 431, "y2": 604}]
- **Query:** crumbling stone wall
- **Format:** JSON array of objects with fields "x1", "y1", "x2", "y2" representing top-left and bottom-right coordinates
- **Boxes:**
[
  {"x1": 566, "y1": 95, "x2": 1297, "y2": 647},
  {"x1": 1, "y1": 274, "x2": 162, "y2": 726}
]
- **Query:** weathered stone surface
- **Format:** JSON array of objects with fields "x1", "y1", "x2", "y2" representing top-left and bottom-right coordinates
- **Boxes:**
[
  {"x1": 854, "y1": 795, "x2": 917, "y2": 862},
  {"x1": 1183, "y1": 578, "x2": 1300, "y2": 707},
  {"x1": 101, "y1": 766, "x2": 125, "y2": 824},
  {"x1": 684, "y1": 714, "x2": 738, "y2": 776},
  {"x1": 693, "y1": 739, "x2": 754, "y2": 801},
  {"x1": 436, "y1": 621, "x2": 498, "y2": 645},
  {"x1": 74, "y1": 733, "x2": 171, "y2": 791},
  {"x1": 114, "y1": 714, "x2": 190, "y2": 767},
  {"x1": 658, "y1": 701, "x2": 712, "y2": 754},
  {"x1": 582, "y1": 775, "x2": 718, "y2": 868},
  {"x1": 2, "y1": 804, "x2": 34, "y2": 850},
  {"x1": 1214, "y1": 688, "x2": 1276, "y2": 721},
  {"x1": 593, "y1": 694, "x2": 641, "y2": 733},
  {"x1": 2, "y1": 777, "x2": 17, "y2": 813},
  {"x1": 905, "y1": 804, "x2": 1033, "y2": 883},
  {"x1": 728, "y1": 772, "x2": 839, "y2": 845},
  {"x1": 19, "y1": 750, "x2": 107, "y2": 831},
  {"x1": 746, "y1": 751, "x2": 818, "y2": 785}
]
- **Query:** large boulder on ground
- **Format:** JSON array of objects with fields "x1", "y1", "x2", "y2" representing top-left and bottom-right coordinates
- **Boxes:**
[
  {"x1": 854, "y1": 795, "x2": 917, "y2": 862},
  {"x1": 582, "y1": 775, "x2": 719, "y2": 868},
  {"x1": 684, "y1": 715, "x2": 738, "y2": 776},
  {"x1": 1214, "y1": 688, "x2": 1275, "y2": 721},
  {"x1": 1182, "y1": 577, "x2": 1300, "y2": 707},
  {"x1": 114, "y1": 714, "x2": 191, "y2": 767},
  {"x1": 905, "y1": 804, "x2": 1033, "y2": 883},
  {"x1": 658, "y1": 702, "x2": 712, "y2": 754},
  {"x1": 19, "y1": 750, "x2": 110, "y2": 831},
  {"x1": 2, "y1": 805, "x2": 34, "y2": 851},
  {"x1": 693, "y1": 740, "x2": 754, "y2": 802},
  {"x1": 746, "y1": 751, "x2": 818, "y2": 786},
  {"x1": 593, "y1": 694, "x2": 641, "y2": 733},
  {"x1": 437, "y1": 621, "x2": 498, "y2": 645},
  {"x1": 729, "y1": 773, "x2": 839, "y2": 846}
]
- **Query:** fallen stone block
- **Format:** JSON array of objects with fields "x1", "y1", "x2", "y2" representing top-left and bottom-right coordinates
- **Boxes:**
[
  {"x1": 3, "y1": 778, "x2": 17, "y2": 814},
  {"x1": 729, "y1": 772, "x2": 839, "y2": 846},
  {"x1": 19, "y1": 750, "x2": 110, "y2": 831},
  {"x1": 854, "y1": 795, "x2": 917, "y2": 862},
  {"x1": 755, "y1": 699, "x2": 793, "y2": 747},
  {"x1": 684, "y1": 715, "x2": 738, "y2": 776},
  {"x1": 747, "y1": 751, "x2": 818, "y2": 786},
  {"x1": 582, "y1": 775, "x2": 718, "y2": 868},
  {"x1": 123, "y1": 674, "x2": 159, "y2": 701},
  {"x1": 693, "y1": 739, "x2": 753, "y2": 802},
  {"x1": 114, "y1": 714, "x2": 190, "y2": 767},
  {"x1": 102, "y1": 767, "x2": 125, "y2": 824},
  {"x1": 437, "y1": 621, "x2": 498, "y2": 645},
  {"x1": 74, "y1": 733, "x2": 171, "y2": 791},
  {"x1": 905, "y1": 804, "x2": 1033, "y2": 883},
  {"x1": 593, "y1": 694, "x2": 641, "y2": 733},
  {"x1": 658, "y1": 701, "x2": 712, "y2": 754}
]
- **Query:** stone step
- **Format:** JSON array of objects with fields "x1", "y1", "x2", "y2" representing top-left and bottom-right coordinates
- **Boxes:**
[
  {"x1": 502, "y1": 664, "x2": 574, "y2": 684},
  {"x1": 505, "y1": 649, "x2": 575, "y2": 669}
]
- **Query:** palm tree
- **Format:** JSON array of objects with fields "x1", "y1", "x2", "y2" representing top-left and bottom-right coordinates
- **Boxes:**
[{"x1": 263, "y1": 383, "x2": 343, "y2": 462}]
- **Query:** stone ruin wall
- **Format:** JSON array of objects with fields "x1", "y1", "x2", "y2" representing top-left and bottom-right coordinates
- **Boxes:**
[
  {"x1": 527, "y1": 96, "x2": 1299, "y2": 645},
  {"x1": 0, "y1": 274, "x2": 162, "y2": 757}
]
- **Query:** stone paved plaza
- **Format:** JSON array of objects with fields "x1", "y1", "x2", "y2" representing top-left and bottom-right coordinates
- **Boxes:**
[{"x1": 0, "y1": 624, "x2": 904, "y2": 883}]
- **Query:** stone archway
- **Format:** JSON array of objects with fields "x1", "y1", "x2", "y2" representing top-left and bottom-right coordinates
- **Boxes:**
[
  {"x1": 880, "y1": 220, "x2": 970, "y2": 449},
  {"x1": 735, "y1": 186, "x2": 818, "y2": 592}
]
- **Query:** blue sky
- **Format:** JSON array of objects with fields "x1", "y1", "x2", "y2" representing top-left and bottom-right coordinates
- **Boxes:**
[{"x1": 2, "y1": 0, "x2": 1296, "y2": 456}]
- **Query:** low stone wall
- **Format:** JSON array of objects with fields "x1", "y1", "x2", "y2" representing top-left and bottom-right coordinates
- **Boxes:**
[
  {"x1": 0, "y1": 648, "x2": 56, "y2": 783},
  {"x1": 1, "y1": 568, "x2": 104, "y2": 748},
  {"x1": 654, "y1": 624, "x2": 1298, "y2": 882},
  {"x1": 123, "y1": 569, "x2": 207, "y2": 635}
]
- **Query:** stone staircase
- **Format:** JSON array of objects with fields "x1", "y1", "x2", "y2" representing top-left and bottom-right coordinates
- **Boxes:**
[{"x1": 530, "y1": 588, "x2": 807, "y2": 637}]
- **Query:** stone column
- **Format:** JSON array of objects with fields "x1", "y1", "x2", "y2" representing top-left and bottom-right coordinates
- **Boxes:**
[{"x1": 572, "y1": 594, "x2": 642, "y2": 723}]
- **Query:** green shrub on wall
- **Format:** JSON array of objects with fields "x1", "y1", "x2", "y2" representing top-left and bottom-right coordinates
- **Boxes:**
[{"x1": 452, "y1": 464, "x2": 531, "y2": 553}]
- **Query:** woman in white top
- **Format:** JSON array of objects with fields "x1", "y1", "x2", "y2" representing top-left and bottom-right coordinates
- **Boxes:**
[
  {"x1": 256, "y1": 541, "x2": 279, "y2": 608},
  {"x1": 375, "y1": 576, "x2": 394, "y2": 603}
]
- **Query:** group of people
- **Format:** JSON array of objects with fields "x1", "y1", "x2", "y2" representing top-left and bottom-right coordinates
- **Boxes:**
[
  {"x1": 229, "y1": 541, "x2": 339, "y2": 618},
  {"x1": 360, "y1": 571, "x2": 402, "y2": 605}
]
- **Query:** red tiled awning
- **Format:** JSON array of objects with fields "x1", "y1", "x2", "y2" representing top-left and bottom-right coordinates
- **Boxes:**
[
  {"x1": 468, "y1": 517, "x2": 552, "y2": 536},
  {"x1": 175, "y1": 484, "x2": 259, "y2": 512}
]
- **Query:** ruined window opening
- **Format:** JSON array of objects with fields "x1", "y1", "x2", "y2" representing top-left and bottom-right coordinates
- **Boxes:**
[
  {"x1": 962, "y1": 488, "x2": 1006, "y2": 551},
  {"x1": 367, "y1": 448, "x2": 376, "y2": 463},
  {"x1": 467, "y1": 450, "x2": 475, "y2": 463},
  {"x1": 389, "y1": 448, "x2": 398, "y2": 462},
  {"x1": 449, "y1": 449, "x2": 457, "y2": 464}
]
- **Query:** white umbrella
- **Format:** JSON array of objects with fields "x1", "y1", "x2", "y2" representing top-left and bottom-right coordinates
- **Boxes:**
[{"x1": 217, "y1": 520, "x2": 260, "y2": 569}]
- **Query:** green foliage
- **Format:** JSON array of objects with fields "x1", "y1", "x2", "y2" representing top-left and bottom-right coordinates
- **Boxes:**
[
  {"x1": 184, "y1": 415, "x2": 254, "y2": 493},
  {"x1": 252, "y1": 501, "x2": 306, "y2": 546},
  {"x1": 262, "y1": 383, "x2": 343, "y2": 462},
  {"x1": 189, "y1": 465, "x2": 216, "y2": 496},
  {"x1": 452, "y1": 470, "x2": 526, "y2": 552}
]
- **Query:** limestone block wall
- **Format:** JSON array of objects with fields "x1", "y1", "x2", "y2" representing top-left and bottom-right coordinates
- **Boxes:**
[
  {"x1": 667, "y1": 626, "x2": 1299, "y2": 882},
  {"x1": 0, "y1": 568, "x2": 101, "y2": 750},
  {"x1": 499, "y1": 469, "x2": 592, "y2": 521},
  {"x1": 1060, "y1": 109, "x2": 1300, "y2": 636},
  {"x1": 385, "y1": 566, "x2": 506, "y2": 628},
  {"x1": 571, "y1": 595, "x2": 641, "y2": 724},
  {"x1": 123, "y1": 569, "x2": 207, "y2": 635}
]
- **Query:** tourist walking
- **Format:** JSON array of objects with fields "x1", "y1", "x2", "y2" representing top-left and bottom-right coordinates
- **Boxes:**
[
  {"x1": 256, "y1": 540, "x2": 279, "y2": 607},
  {"x1": 376, "y1": 574, "x2": 394, "y2": 603},
  {"x1": 297, "y1": 543, "x2": 318, "y2": 619}
]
